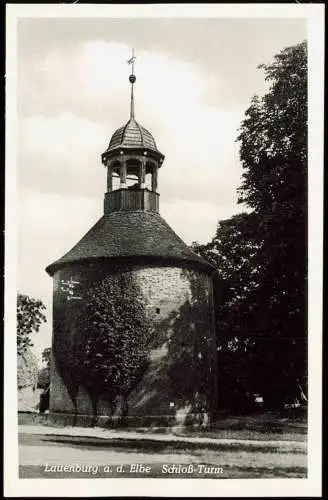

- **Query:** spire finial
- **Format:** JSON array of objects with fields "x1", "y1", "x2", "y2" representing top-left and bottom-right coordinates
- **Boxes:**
[{"x1": 127, "y1": 48, "x2": 137, "y2": 119}]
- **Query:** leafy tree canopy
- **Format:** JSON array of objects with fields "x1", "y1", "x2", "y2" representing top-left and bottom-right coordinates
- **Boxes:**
[
  {"x1": 193, "y1": 41, "x2": 307, "y2": 410},
  {"x1": 41, "y1": 347, "x2": 51, "y2": 367},
  {"x1": 236, "y1": 40, "x2": 307, "y2": 340},
  {"x1": 17, "y1": 294, "x2": 47, "y2": 354}
]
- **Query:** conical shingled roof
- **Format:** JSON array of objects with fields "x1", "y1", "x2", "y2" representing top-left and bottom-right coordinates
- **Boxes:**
[
  {"x1": 45, "y1": 211, "x2": 211, "y2": 276},
  {"x1": 105, "y1": 118, "x2": 159, "y2": 154}
]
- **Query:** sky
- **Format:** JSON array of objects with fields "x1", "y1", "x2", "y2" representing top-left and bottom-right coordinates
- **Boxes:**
[{"x1": 16, "y1": 15, "x2": 307, "y2": 362}]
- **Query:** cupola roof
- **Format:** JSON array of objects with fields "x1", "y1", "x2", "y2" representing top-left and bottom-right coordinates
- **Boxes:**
[{"x1": 104, "y1": 117, "x2": 159, "y2": 154}]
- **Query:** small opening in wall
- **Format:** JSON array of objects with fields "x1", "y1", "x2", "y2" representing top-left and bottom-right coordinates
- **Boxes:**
[{"x1": 156, "y1": 307, "x2": 160, "y2": 314}]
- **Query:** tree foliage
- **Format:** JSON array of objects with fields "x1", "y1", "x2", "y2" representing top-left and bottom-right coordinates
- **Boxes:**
[
  {"x1": 17, "y1": 294, "x2": 47, "y2": 354},
  {"x1": 192, "y1": 214, "x2": 262, "y2": 412},
  {"x1": 41, "y1": 347, "x2": 51, "y2": 367},
  {"x1": 192, "y1": 212, "x2": 262, "y2": 338},
  {"x1": 236, "y1": 41, "x2": 307, "y2": 405},
  {"x1": 76, "y1": 272, "x2": 152, "y2": 420},
  {"x1": 238, "y1": 41, "x2": 307, "y2": 212},
  {"x1": 193, "y1": 41, "x2": 307, "y2": 411},
  {"x1": 237, "y1": 41, "x2": 307, "y2": 336},
  {"x1": 37, "y1": 347, "x2": 51, "y2": 391}
]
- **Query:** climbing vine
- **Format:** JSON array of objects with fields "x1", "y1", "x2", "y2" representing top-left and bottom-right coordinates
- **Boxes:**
[{"x1": 75, "y1": 270, "x2": 152, "y2": 422}]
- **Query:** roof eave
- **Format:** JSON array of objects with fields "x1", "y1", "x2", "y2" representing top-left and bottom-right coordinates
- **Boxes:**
[
  {"x1": 45, "y1": 254, "x2": 214, "y2": 278},
  {"x1": 101, "y1": 146, "x2": 165, "y2": 164}
]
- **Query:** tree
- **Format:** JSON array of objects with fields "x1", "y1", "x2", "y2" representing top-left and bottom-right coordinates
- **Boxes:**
[
  {"x1": 37, "y1": 367, "x2": 50, "y2": 390},
  {"x1": 76, "y1": 272, "x2": 152, "y2": 425},
  {"x1": 192, "y1": 212, "x2": 262, "y2": 333},
  {"x1": 17, "y1": 294, "x2": 47, "y2": 354},
  {"x1": 37, "y1": 347, "x2": 51, "y2": 413},
  {"x1": 37, "y1": 346, "x2": 51, "y2": 389},
  {"x1": 235, "y1": 41, "x2": 307, "y2": 407},
  {"x1": 193, "y1": 41, "x2": 307, "y2": 411},
  {"x1": 41, "y1": 347, "x2": 51, "y2": 368},
  {"x1": 192, "y1": 213, "x2": 262, "y2": 412}
]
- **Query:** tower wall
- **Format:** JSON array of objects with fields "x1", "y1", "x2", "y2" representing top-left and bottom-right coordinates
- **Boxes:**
[{"x1": 49, "y1": 260, "x2": 218, "y2": 427}]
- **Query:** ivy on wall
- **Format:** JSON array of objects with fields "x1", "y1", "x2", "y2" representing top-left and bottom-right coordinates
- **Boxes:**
[{"x1": 73, "y1": 269, "x2": 152, "y2": 424}]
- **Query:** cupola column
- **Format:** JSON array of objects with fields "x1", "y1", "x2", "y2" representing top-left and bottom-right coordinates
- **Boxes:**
[
  {"x1": 140, "y1": 159, "x2": 146, "y2": 189},
  {"x1": 120, "y1": 160, "x2": 127, "y2": 189},
  {"x1": 107, "y1": 162, "x2": 113, "y2": 192},
  {"x1": 152, "y1": 165, "x2": 158, "y2": 192}
]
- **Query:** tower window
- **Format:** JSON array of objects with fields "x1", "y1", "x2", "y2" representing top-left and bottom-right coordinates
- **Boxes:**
[{"x1": 156, "y1": 307, "x2": 160, "y2": 314}]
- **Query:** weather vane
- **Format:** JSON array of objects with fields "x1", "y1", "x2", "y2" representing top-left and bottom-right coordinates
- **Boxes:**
[
  {"x1": 127, "y1": 48, "x2": 136, "y2": 119},
  {"x1": 127, "y1": 48, "x2": 136, "y2": 76}
]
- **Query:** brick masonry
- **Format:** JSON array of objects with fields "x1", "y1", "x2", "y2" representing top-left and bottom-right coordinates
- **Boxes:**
[{"x1": 50, "y1": 260, "x2": 218, "y2": 427}]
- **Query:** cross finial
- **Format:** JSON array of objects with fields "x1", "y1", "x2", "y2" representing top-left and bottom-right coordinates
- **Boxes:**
[{"x1": 127, "y1": 48, "x2": 136, "y2": 119}]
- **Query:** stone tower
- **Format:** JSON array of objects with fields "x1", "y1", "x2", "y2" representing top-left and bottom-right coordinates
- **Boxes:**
[{"x1": 46, "y1": 52, "x2": 218, "y2": 427}]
